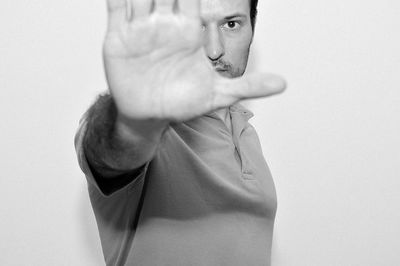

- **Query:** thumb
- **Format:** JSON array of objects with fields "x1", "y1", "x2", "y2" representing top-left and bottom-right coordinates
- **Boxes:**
[{"x1": 212, "y1": 73, "x2": 287, "y2": 108}]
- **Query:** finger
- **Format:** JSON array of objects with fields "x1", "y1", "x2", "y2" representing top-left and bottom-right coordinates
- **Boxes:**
[
  {"x1": 106, "y1": 0, "x2": 129, "y2": 31},
  {"x1": 154, "y1": 0, "x2": 176, "y2": 14},
  {"x1": 132, "y1": 0, "x2": 153, "y2": 20},
  {"x1": 178, "y1": 0, "x2": 200, "y2": 17},
  {"x1": 213, "y1": 73, "x2": 287, "y2": 108}
]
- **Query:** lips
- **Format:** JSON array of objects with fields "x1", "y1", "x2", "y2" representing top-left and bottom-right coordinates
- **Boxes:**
[{"x1": 215, "y1": 69, "x2": 232, "y2": 78}]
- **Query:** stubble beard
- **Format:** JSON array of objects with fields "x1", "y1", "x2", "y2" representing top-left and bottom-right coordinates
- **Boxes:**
[{"x1": 213, "y1": 46, "x2": 251, "y2": 78}]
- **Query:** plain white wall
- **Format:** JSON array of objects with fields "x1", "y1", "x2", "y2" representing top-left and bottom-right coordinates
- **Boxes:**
[
  {"x1": 249, "y1": 1, "x2": 400, "y2": 265},
  {"x1": 0, "y1": 0, "x2": 399, "y2": 265}
]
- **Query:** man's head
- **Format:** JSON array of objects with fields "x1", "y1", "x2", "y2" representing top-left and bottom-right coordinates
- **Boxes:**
[{"x1": 200, "y1": 0, "x2": 258, "y2": 78}]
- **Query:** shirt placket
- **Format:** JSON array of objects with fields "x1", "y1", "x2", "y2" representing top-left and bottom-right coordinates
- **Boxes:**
[{"x1": 230, "y1": 108, "x2": 253, "y2": 180}]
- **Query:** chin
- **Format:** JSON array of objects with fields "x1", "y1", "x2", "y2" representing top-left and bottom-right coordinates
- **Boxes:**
[
  {"x1": 217, "y1": 70, "x2": 233, "y2": 78},
  {"x1": 217, "y1": 69, "x2": 244, "y2": 79}
]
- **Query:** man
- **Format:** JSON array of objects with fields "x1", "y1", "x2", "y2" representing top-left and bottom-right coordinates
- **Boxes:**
[{"x1": 75, "y1": 0, "x2": 286, "y2": 265}]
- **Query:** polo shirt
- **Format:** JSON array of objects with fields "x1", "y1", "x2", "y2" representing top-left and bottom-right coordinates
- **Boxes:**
[{"x1": 75, "y1": 103, "x2": 277, "y2": 266}]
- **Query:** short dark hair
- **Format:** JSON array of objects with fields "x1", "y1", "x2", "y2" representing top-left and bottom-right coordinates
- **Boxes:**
[{"x1": 250, "y1": 0, "x2": 258, "y2": 30}]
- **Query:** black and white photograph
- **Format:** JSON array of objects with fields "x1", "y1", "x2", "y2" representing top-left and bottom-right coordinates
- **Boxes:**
[{"x1": 1, "y1": 0, "x2": 399, "y2": 265}]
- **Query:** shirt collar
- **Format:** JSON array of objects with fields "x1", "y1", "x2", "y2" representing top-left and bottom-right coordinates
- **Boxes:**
[
  {"x1": 206, "y1": 103, "x2": 254, "y2": 122},
  {"x1": 229, "y1": 103, "x2": 254, "y2": 122}
]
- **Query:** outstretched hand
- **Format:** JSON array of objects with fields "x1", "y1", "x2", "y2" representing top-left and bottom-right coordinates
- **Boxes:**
[{"x1": 103, "y1": 0, "x2": 286, "y2": 122}]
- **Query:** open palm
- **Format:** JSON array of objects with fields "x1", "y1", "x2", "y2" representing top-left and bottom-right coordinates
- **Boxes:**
[{"x1": 103, "y1": 0, "x2": 285, "y2": 121}]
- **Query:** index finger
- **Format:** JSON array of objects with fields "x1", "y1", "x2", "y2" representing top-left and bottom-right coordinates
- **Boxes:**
[{"x1": 178, "y1": 0, "x2": 200, "y2": 17}]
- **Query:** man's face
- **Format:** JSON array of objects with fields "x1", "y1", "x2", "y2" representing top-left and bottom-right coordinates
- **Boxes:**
[{"x1": 200, "y1": 0, "x2": 253, "y2": 78}]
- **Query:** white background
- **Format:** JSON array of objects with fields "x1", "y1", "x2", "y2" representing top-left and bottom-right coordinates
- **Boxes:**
[{"x1": 1, "y1": 0, "x2": 399, "y2": 265}]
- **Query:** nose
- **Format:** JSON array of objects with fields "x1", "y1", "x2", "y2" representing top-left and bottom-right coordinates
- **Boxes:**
[{"x1": 204, "y1": 26, "x2": 225, "y2": 62}]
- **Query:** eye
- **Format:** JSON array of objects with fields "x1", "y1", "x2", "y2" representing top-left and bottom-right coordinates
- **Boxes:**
[{"x1": 223, "y1": 21, "x2": 240, "y2": 30}]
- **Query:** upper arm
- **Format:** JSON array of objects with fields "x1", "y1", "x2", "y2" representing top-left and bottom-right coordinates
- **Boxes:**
[{"x1": 74, "y1": 116, "x2": 148, "y2": 197}]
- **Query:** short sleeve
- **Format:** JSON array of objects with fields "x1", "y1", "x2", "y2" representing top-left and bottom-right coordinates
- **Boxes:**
[{"x1": 74, "y1": 114, "x2": 148, "y2": 197}]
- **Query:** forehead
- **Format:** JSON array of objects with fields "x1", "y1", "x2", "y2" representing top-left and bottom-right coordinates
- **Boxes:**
[{"x1": 200, "y1": 0, "x2": 250, "y2": 20}]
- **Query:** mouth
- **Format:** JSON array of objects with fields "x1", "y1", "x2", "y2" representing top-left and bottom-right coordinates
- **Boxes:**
[{"x1": 214, "y1": 68, "x2": 232, "y2": 78}]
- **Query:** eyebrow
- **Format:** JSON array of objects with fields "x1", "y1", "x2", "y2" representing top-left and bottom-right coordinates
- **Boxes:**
[
  {"x1": 200, "y1": 13, "x2": 248, "y2": 25},
  {"x1": 224, "y1": 13, "x2": 247, "y2": 20}
]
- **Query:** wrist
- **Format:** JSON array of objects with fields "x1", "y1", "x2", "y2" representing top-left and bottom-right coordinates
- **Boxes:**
[{"x1": 115, "y1": 114, "x2": 169, "y2": 145}]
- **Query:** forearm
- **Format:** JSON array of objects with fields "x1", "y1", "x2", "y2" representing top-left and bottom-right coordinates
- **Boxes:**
[{"x1": 83, "y1": 93, "x2": 168, "y2": 178}]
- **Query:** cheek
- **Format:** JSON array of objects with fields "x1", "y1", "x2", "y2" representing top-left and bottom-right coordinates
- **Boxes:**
[
  {"x1": 224, "y1": 31, "x2": 253, "y2": 67},
  {"x1": 225, "y1": 38, "x2": 251, "y2": 70}
]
